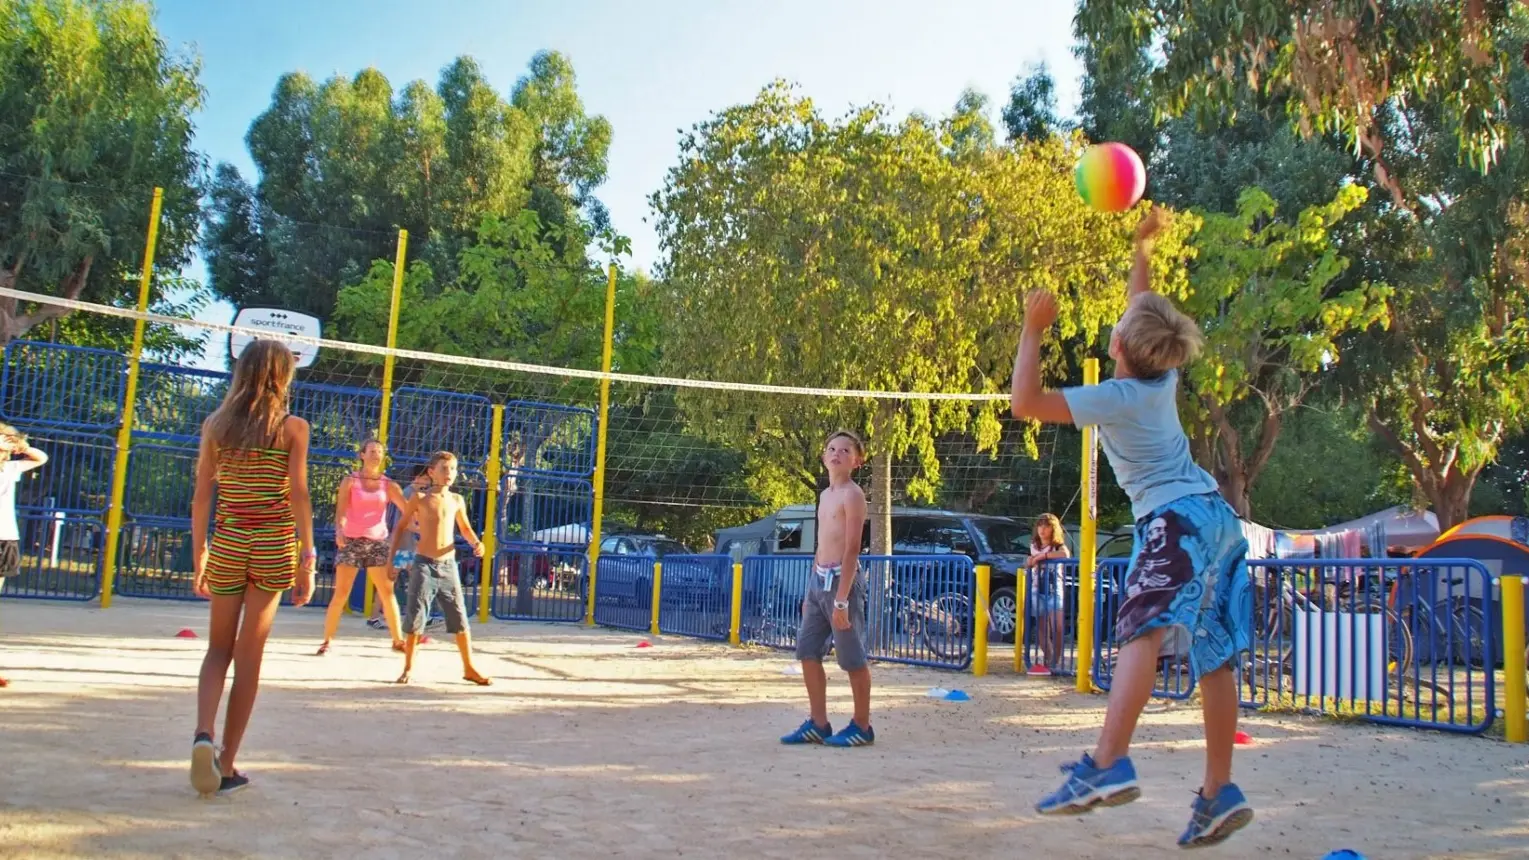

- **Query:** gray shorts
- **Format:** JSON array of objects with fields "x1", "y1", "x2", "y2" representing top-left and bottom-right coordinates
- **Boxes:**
[
  {"x1": 404, "y1": 554, "x2": 471, "y2": 635},
  {"x1": 794, "y1": 565, "x2": 868, "y2": 671}
]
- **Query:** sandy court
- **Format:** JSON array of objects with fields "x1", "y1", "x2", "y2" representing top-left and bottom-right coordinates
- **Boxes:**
[{"x1": 0, "y1": 599, "x2": 1525, "y2": 860}]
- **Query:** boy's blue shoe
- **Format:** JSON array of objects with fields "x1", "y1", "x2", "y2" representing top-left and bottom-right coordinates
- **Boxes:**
[
  {"x1": 780, "y1": 719, "x2": 832, "y2": 745},
  {"x1": 1178, "y1": 783, "x2": 1253, "y2": 848},
  {"x1": 1035, "y1": 753, "x2": 1140, "y2": 815},
  {"x1": 822, "y1": 721, "x2": 875, "y2": 748}
]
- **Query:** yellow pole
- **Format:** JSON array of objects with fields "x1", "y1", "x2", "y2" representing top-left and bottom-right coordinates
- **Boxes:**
[
  {"x1": 729, "y1": 562, "x2": 744, "y2": 646},
  {"x1": 649, "y1": 561, "x2": 662, "y2": 636},
  {"x1": 478, "y1": 405, "x2": 505, "y2": 623},
  {"x1": 585, "y1": 263, "x2": 619, "y2": 626},
  {"x1": 1014, "y1": 569, "x2": 1028, "y2": 673},
  {"x1": 377, "y1": 228, "x2": 409, "y2": 444},
  {"x1": 1076, "y1": 358, "x2": 1100, "y2": 694},
  {"x1": 99, "y1": 187, "x2": 164, "y2": 608},
  {"x1": 365, "y1": 229, "x2": 408, "y2": 620},
  {"x1": 973, "y1": 564, "x2": 991, "y2": 676},
  {"x1": 1503, "y1": 574, "x2": 1527, "y2": 744}
]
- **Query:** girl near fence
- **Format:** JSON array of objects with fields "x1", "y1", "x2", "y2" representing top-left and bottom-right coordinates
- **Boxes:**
[
  {"x1": 318, "y1": 439, "x2": 409, "y2": 655},
  {"x1": 190, "y1": 339, "x2": 316, "y2": 797},
  {"x1": 0, "y1": 423, "x2": 48, "y2": 689},
  {"x1": 1027, "y1": 513, "x2": 1070, "y2": 676}
]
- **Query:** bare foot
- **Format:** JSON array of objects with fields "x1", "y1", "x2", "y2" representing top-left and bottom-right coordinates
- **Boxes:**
[
  {"x1": 0, "y1": 676, "x2": 8, "y2": 687},
  {"x1": 463, "y1": 671, "x2": 492, "y2": 686},
  {"x1": 395, "y1": 672, "x2": 411, "y2": 684},
  {"x1": 316, "y1": 641, "x2": 330, "y2": 657},
  {"x1": 392, "y1": 641, "x2": 405, "y2": 652}
]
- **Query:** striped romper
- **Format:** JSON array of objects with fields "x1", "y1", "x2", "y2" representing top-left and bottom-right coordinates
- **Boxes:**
[{"x1": 204, "y1": 446, "x2": 298, "y2": 595}]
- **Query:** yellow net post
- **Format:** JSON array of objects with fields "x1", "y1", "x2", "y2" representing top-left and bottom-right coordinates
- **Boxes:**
[
  {"x1": 972, "y1": 564, "x2": 991, "y2": 676},
  {"x1": 648, "y1": 561, "x2": 663, "y2": 636},
  {"x1": 99, "y1": 187, "x2": 164, "y2": 609},
  {"x1": 478, "y1": 404, "x2": 505, "y2": 623},
  {"x1": 365, "y1": 229, "x2": 408, "y2": 620},
  {"x1": 1075, "y1": 358, "x2": 1100, "y2": 694},
  {"x1": 729, "y1": 562, "x2": 744, "y2": 646},
  {"x1": 1013, "y1": 571, "x2": 1028, "y2": 673},
  {"x1": 585, "y1": 263, "x2": 618, "y2": 625},
  {"x1": 1504, "y1": 574, "x2": 1527, "y2": 744}
]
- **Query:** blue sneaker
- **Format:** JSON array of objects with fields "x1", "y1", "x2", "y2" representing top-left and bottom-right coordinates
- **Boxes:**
[
  {"x1": 1035, "y1": 754, "x2": 1140, "y2": 814},
  {"x1": 780, "y1": 719, "x2": 833, "y2": 745},
  {"x1": 822, "y1": 721, "x2": 875, "y2": 748},
  {"x1": 1178, "y1": 783, "x2": 1253, "y2": 848}
]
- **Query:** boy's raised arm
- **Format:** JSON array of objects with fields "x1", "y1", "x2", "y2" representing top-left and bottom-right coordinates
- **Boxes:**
[
  {"x1": 1128, "y1": 206, "x2": 1169, "y2": 299},
  {"x1": 1010, "y1": 290, "x2": 1075, "y2": 425}
]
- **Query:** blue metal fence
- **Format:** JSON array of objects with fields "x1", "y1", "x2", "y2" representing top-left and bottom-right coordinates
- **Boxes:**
[
  {"x1": 656, "y1": 554, "x2": 733, "y2": 641},
  {"x1": 1239, "y1": 558, "x2": 1496, "y2": 735},
  {"x1": 490, "y1": 541, "x2": 587, "y2": 622},
  {"x1": 734, "y1": 554, "x2": 976, "y2": 670},
  {"x1": 1, "y1": 511, "x2": 102, "y2": 600},
  {"x1": 592, "y1": 553, "x2": 656, "y2": 631},
  {"x1": 0, "y1": 342, "x2": 125, "y2": 430},
  {"x1": 388, "y1": 388, "x2": 494, "y2": 467}
]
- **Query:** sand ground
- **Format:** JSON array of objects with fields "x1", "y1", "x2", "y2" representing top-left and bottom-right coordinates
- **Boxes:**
[{"x1": 1, "y1": 598, "x2": 1526, "y2": 860}]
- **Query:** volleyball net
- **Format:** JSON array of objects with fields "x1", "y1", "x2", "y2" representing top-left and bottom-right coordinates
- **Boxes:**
[{"x1": 0, "y1": 275, "x2": 1074, "y2": 593}]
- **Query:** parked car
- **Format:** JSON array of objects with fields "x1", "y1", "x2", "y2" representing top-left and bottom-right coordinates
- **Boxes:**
[
  {"x1": 718, "y1": 506, "x2": 1126, "y2": 643},
  {"x1": 594, "y1": 534, "x2": 716, "y2": 604}
]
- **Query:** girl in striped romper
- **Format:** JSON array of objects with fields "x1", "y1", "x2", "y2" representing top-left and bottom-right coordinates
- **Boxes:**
[{"x1": 189, "y1": 340, "x2": 316, "y2": 797}]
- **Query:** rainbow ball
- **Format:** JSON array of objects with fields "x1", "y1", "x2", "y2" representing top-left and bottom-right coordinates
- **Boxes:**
[{"x1": 1074, "y1": 142, "x2": 1146, "y2": 213}]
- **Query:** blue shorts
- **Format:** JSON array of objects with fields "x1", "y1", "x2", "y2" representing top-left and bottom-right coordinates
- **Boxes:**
[{"x1": 1115, "y1": 492, "x2": 1251, "y2": 679}]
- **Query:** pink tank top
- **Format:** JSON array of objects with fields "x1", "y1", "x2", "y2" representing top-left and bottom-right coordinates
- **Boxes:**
[{"x1": 344, "y1": 474, "x2": 389, "y2": 540}]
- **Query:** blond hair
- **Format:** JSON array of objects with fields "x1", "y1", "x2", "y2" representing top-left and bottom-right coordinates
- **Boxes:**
[
  {"x1": 1114, "y1": 293, "x2": 1204, "y2": 378},
  {"x1": 825, "y1": 430, "x2": 865, "y2": 458},
  {"x1": 204, "y1": 340, "x2": 296, "y2": 450},
  {"x1": 0, "y1": 422, "x2": 25, "y2": 447}
]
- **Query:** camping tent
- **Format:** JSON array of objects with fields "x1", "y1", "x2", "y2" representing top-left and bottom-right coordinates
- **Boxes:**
[{"x1": 1411, "y1": 516, "x2": 1529, "y2": 666}]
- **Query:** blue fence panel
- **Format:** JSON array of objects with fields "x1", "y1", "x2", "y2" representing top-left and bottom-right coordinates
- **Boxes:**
[
  {"x1": 593, "y1": 553, "x2": 657, "y2": 631},
  {"x1": 291, "y1": 381, "x2": 382, "y2": 458},
  {"x1": 498, "y1": 474, "x2": 592, "y2": 546},
  {"x1": 134, "y1": 364, "x2": 226, "y2": 443},
  {"x1": 738, "y1": 555, "x2": 813, "y2": 650},
  {"x1": 0, "y1": 342, "x2": 125, "y2": 431},
  {"x1": 0, "y1": 511, "x2": 101, "y2": 600},
  {"x1": 1240, "y1": 559, "x2": 1496, "y2": 735},
  {"x1": 1092, "y1": 559, "x2": 1196, "y2": 699},
  {"x1": 1020, "y1": 560, "x2": 1081, "y2": 678},
  {"x1": 489, "y1": 541, "x2": 587, "y2": 622},
  {"x1": 387, "y1": 388, "x2": 493, "y2": 467},
  {"x1": 863, "y1": 554, "x2": 976, "y2": 670},
  {"x1": 113, "y1": 518, "x2": 196, "y2": 601},
  {"x1": 503, "y1": 400, "x2": 597, "y2": 479},
  {"x1": 4, "y1": 428, "x2": 114, "y2": 516},
  {"x1": 656, "y1": 554, "x2": 734, "y2": 641}
]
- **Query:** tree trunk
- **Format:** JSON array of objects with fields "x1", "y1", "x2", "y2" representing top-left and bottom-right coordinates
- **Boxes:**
[
  {"x1": 0, "y1": 255, "x2": 93, "y2": 345},
  {"x1": 1366, "y1": 407, "x2": 1487, "y2": 531},
  {"x1": 869, "y1": 451, "x2": 892, "y2": 556},
  {"x1": 1428, "y1": 469, "x2": 1478, "y2": 532}
]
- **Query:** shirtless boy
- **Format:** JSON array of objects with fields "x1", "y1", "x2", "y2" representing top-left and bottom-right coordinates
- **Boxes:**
[
  {"x1": 388, "y1": 451, "x2": 489, "y2": 686},
  {"x1": 780, "y1": 431, "x2": 872, "y2": 748}
]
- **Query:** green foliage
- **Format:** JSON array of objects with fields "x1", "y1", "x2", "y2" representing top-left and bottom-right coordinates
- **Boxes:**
[
  {"x1": 1074, "y1": 0, "x2": 1517, "y2": 173},
  {"x1": 650, "y1": 81, "x2": 1186, "y2": 546},
  {"x1": 1249, "y1": 401, "x2": 1412, "y2": 529},
  {"x1": 1001, "y1": 63, "x2": 1066, "y2": 143},
  {"x1": 0, "y1": 0, "x2": 206, "y2": 344},
  {"x1": 203, "y1": 52, "x2": 611, "y2": 326}
]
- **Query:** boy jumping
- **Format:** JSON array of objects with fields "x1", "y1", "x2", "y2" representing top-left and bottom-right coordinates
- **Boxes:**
[
  {"x1": 780, "y1": 431, "x2": 872, "y2": 748},
  {"x1": 1010, "y1": 207, "x2": 1253, "y2": 848},
  {"x1": 389, "y1": 451, "x2": 490, "y2": 686}
]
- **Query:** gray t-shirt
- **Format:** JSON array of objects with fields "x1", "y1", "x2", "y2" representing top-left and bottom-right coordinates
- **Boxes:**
[{"x1": 1061, "y1": 369, "x2": 1218, "y2": 521}]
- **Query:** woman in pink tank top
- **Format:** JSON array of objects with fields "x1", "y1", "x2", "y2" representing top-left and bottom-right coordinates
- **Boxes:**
[{"x1": 318, "y1": 438, "x2": 409, "y2": 655}]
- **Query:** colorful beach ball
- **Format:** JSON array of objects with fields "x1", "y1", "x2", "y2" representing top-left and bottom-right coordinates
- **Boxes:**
[{"x1": 1074, "y1": 142, "x2": 1147, "y2": 213}]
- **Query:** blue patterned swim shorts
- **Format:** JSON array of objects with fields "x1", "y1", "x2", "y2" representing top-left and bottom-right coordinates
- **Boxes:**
[{"x1": 1115, "y1": 492, "x2": 1252, "y2": 679}]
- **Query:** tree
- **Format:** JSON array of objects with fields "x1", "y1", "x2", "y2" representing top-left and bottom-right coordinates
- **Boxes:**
[
  {"x1": 1077, "y1": 0, "x2": 1529, "y2": 528},
  {"x1": 202, "y1": 52, "x2": 610, "y2": 330},
  {"x1": 650, "y1": 82, "x2": 1179, "y2": 552},
  {"x1": 1002, "y1": 63, "x2": 1066, "y2": 142},
  {"x1": 0, "y1": 0, "x2": 205, "y2": 344},
  {"x1": 1181, "y1": 185, "x2": 1390, "y2": 516}
]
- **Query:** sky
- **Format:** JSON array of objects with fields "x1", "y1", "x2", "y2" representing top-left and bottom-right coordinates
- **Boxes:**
[{"x1": 151, "y1": 0, "x2": 1084, "y2": 366}]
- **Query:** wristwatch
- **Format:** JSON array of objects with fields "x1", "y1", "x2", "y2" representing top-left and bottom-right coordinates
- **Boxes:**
[{"x1": 833, "y1": 599, "x2": 849, "y2": 611}]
